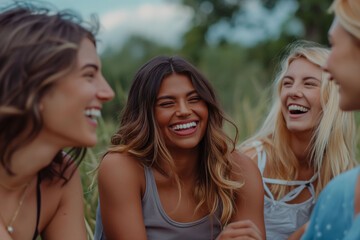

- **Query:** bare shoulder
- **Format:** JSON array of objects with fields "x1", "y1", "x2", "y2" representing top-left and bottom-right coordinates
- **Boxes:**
[
  {"x1": 97, "y1": 151, "x2": 145, "y2": 202},
  {"x1": 237, "y1": 143, "x2": 258, "y2": 164},
  {"x1": 98, "y1": 152, "x2": 144, "y2": 185},
  {"x1": 231, "y1": 150, "x2": 261, "y2": 179},
  {"x1": 229, "y1": 150, "x2": 265, "y2": 237},
  {"x1": 97, "y1": 152, "x2": 148, "y2": 239}
]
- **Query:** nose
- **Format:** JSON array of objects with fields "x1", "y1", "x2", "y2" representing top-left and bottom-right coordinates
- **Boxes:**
[
  {"x1": 175, "y1": 100, "x2": 192, "y2": 117},
  {"x1": 322, "y1": 65, "x2": 334, "y2": 81},
  {"x1": 288, "y1": 85, "x2": 303, "y2": 98},
  {"x1": 97, "y1": 75, "x2": 115, "y2": 102}
]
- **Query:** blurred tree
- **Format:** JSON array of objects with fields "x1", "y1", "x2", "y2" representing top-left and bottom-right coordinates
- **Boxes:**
[
  {"x1": 179, "y1": 0, "x2": 246, "y2": 62},
  {"x1": 100, "y1": 35, "x2": 176, "y2": 121},
  {"x1": 179, "y1": 0, "x2": 333, "y2": 58},
  {"x1": 262, "y1": 0, "x2": 333, "y2": 44}
]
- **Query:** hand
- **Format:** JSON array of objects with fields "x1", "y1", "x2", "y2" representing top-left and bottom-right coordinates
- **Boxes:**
[{"x1": 216, "y1": 220, "x2": 263, "y2": 240}]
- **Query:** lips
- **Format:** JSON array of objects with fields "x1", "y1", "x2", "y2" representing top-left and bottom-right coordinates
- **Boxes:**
[
  {"x1": 288, "y1": 104, "x2": 309, "y2": 114},
  {"x1": 84, "y1": 107, "x2": 101, "y2": 127},
  {"x1": 84, "y1": 108, "x2": 101, "y2": 119},
  {"x1": 171, "y1": 121, "x2": 197, "y2": 131},
  {"x1": 169, "y1": 121, "x2": 198, "y2": 136}
]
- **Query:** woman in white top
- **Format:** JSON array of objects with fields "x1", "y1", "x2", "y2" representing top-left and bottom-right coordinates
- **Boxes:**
[{"x1": 238, "y1": 40, "x2": 356, "y2": 240}]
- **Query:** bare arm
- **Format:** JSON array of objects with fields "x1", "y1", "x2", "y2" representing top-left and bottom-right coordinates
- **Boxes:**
[
  {"x1": 217, "y1": 151, "x2": 265, "y2": 240},
  {"x1": 41, "y1": 168, "x2": 87, "y2": 240},
  {"x1": 98, "y1": 153, "x2": 147, "y2": 240}
]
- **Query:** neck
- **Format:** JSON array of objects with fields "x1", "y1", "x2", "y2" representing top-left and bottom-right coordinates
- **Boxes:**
[
  {"x1": 0, "y1": 136, "x2": 61, "y2": 190},
  {"x1": 289, "y1": 131, "x2": 314, "y2": 166},
  {"x1": 167, "y1": 147, "x2": 199, "y2": 180}
]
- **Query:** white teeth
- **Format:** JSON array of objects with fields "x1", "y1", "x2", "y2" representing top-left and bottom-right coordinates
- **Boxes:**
[
  {"x1": 84, "y1": 108, "x2": 101, "y2": 118},
  {"x1": 172, "y1": 122, "x2": 197, "y2": 130},
  {"x1": 288, "y1": 105, "x2": 309, "y2": 113}
]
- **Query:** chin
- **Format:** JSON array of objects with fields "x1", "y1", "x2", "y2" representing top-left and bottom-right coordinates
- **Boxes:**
[{"x1": 339, "y1": 101, "x2": 357, "y2": 111}]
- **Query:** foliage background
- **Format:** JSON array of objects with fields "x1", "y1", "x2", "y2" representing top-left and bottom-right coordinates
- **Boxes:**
[{"x1": 77, "y1": 0, "x2": 360, "y2": 238}]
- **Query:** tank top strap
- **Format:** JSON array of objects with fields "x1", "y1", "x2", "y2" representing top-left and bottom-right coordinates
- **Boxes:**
[
  {"x1": 143, "y1": 166, "x2": 154, "y2": 201},
  {"x1": 247, "y1": 141, "x2": 275, "y2": 201},
  {"x1": 268, "y1": 173, "x2": 318, "y2": 203},
  {"x1": 263, "y1": 172, "x2": 318, "y2": 186},
  {"x1": 248, "y1": 141, "x2": 266, "y2": 175}
]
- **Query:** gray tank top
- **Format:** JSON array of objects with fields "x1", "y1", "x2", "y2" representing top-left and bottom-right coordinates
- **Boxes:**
[
  {"x1": 94, "y1": 167, "x2": 222, "y2": 240},
  {"x1": 249, "y1": 141, "x2": 317, "y2": 240}
]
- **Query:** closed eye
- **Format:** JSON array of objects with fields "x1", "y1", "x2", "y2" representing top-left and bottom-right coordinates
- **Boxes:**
[
  {"x1": 158, "y1": 101, "x2": 174, "y2": 107},
  {"x1": 304, "y1": 78, "x2": 321, "y2": 87},
  {"x1": 84, "y1": 72, "x2": 95, "y2": 78},
  {"x1": 188, "y1": 96, "x2": 201, "y2": 103},
  {"x1": 282, "y1": 80, "x2": 292, "y2": 86}
]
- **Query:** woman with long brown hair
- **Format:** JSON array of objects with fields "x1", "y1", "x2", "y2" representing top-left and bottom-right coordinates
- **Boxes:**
[
  {"x1": 0, "y1": 3, "x2": 114, "y2": 239},
  {"x1": 95, "y1": 55, "x2": 265, "y2": 240}
]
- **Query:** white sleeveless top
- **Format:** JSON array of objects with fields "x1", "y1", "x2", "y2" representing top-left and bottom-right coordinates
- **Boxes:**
[{"x1": 250, "y1": 141, "x2": 317, "y2": 240}]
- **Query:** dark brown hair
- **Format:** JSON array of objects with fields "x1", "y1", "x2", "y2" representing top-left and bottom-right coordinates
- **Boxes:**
[{"x1": 108, "y1": 55, "x2": 242, "y2": 225}]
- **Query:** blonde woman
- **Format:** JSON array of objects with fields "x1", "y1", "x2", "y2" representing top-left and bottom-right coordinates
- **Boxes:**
[
  {"x1": 95, "y1": 55, "x2": 265, "y2": 240},
  {"x1": 302, "y1": 0, "x2": 360, "y2": 239},
  {"x1": 238, "y1": 40, "x2": 356, "y2": 240}
]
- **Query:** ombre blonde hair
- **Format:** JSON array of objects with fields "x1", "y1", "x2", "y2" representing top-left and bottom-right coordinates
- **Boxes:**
[
  {"x1": 330, "y1": 0, "x2": 360, "y2": 40},
  {"x1": 106, "y1": 55, "x2": 242, "y2": 226},
  {"x1": 239, "y1": 40, "x2": 356, "y2": 199}
]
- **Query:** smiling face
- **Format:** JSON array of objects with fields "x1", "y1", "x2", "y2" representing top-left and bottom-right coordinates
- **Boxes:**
[
  {"x1": 325, "y1": 20, "x2": 360, "y2": 111},
  {"x1": 155, "y1": 74, "x2": 209, "y2": 151},
  {"x1": 39, "y1": 38, "x2": 114, "y2": 148},
  {"x1": 280, "y1": 58, "x2": 323, "y2": 135}
]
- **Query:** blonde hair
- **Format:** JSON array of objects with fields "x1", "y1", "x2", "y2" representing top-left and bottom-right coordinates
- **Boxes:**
[
  {"x1": 330, "y1": 0, "x2": 360, "y2": 39},
  {"x1": 239, "y1": 40, "x2": 356, "y2": 199}
]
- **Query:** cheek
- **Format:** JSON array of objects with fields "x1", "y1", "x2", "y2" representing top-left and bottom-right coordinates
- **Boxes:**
[
  {"x1": 280, "y1": 90, "x2": 287, "y2": 106},
  {"x1": 197, "y1": 103, "x2": 209, "y2": 122},
  {"x1": 312, "y1": 95, "x2": 322, "y2": 113},
  {"x1": 155, "y1": 109, "x2": 171, "y2": 129}
]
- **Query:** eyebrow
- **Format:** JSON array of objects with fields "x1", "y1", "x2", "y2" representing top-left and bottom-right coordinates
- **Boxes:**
[
  {"x1": 303, "y1": 76, "x2": 321, "y2": 81},
  {"x1": 282, "y1": 76, "x2": 320, "y2": 81},
  {"x1": 283, "y1": 76, "x2": 293, "y2": 80},
  {"x1": 156, "y1": 90, "x2": 198, "y2": 101},
  {"x1": 81, "y1": 63, "x2": 98, "y2": 71}
]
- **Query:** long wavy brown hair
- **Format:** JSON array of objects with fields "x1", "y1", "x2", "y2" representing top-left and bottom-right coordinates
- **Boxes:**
[
  {"x1": 0, "y1": 2, "x2": 98, "y2": 183},
  {"x1": 107, "y1": 55, "x2": 243, "y2": 226}
]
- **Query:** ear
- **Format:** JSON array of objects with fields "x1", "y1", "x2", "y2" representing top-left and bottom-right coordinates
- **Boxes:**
[{"x1": 39, "y1": 99, "x2": 44, "y2": 111}]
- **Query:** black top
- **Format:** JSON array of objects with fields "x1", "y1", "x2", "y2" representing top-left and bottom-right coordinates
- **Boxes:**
[{"x1": 32, "y1": 175, "x2": 41, "y2": 240}]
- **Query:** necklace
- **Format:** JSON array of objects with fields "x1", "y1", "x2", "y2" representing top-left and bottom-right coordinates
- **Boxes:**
[{"x1": 1, "y1": 182, "x2": 30, "y2": 234}]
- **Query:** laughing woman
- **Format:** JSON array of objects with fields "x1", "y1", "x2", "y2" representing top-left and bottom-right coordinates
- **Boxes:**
[
  {"x1": 0, "y1": 3, "x2": 114, "y2": 240},
  {"x1": 95, "y1": 55, "x2": 265, "y2": 240},
  {"x1": 238, "y1": 40, "x2": 356, "y2": 240},
  {"x1": 301, "y1": 0, "x2": 360, "y2": 239}
]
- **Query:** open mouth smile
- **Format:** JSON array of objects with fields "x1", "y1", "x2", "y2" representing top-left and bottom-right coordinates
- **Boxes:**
[
  {"x1": 288, "y1": 104, "x2": 309, "y2": 114},
  {"x1": 84, "y1": 108, "x2": 101, "y2": 126},
  {"x1": 169, "y1": 121, "x2": 199, "y2": 136}
]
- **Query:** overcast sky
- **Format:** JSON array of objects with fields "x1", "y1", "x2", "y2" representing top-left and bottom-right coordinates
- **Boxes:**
[
  {"x1": 0, "y1": 0, "x2": 297, "y2": 53},
  {"x1": 0, "y1": 0, "x2": 193, "y2": 53}
]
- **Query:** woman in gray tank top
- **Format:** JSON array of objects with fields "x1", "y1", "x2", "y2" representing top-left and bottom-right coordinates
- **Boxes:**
[
  {"x1": 238, "y1": 41, "x2": 356, "y2": 240},
  {"x1": 95, "y1": 55, "x2": 265, "y2": 240}
]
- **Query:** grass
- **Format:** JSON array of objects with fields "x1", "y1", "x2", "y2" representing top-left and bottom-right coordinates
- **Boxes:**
[{"x1": 79, "y1": 91, "x2": 360, "y2": 240}]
